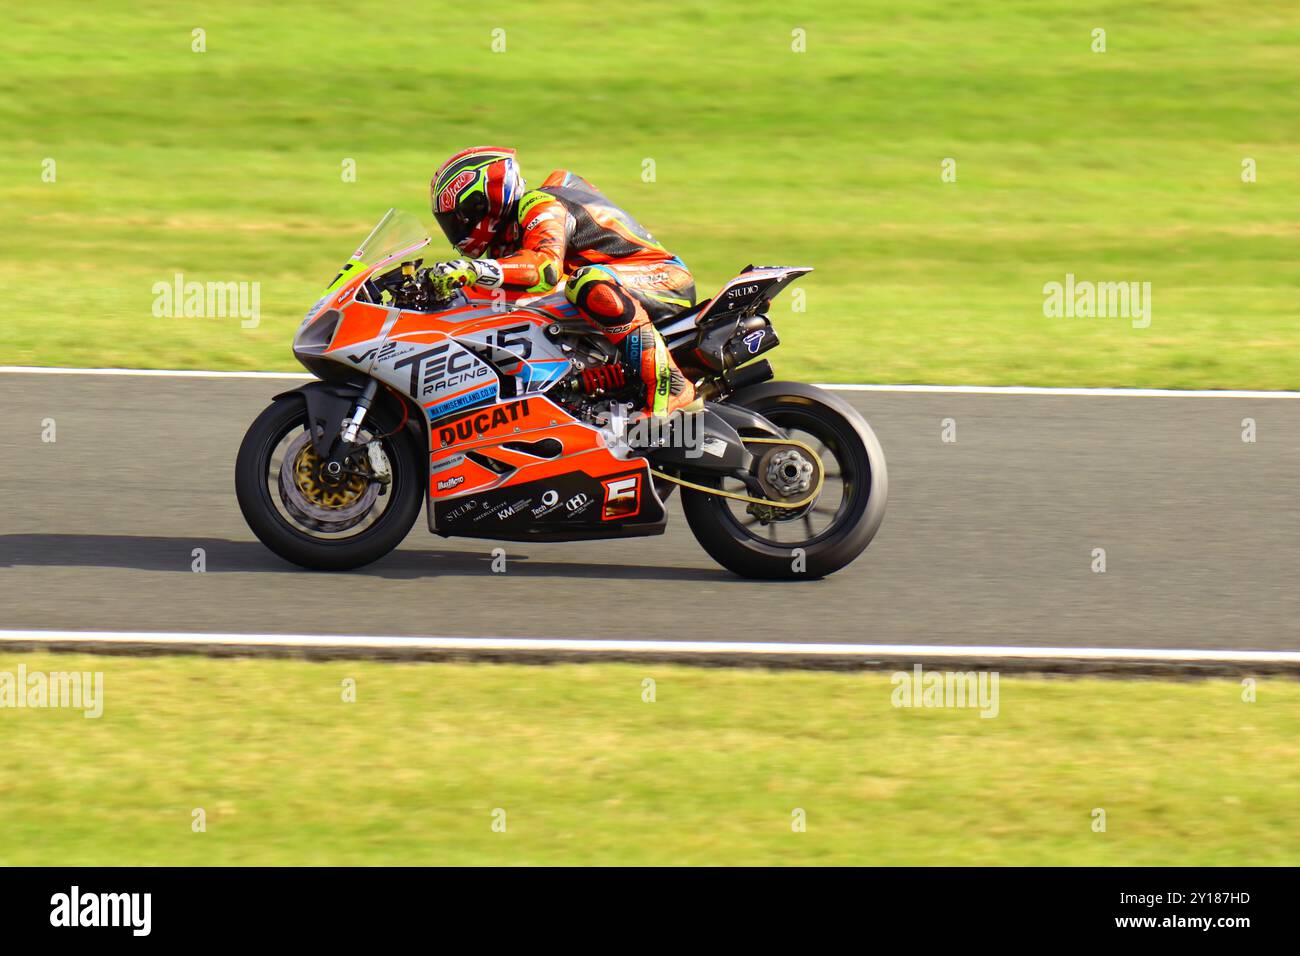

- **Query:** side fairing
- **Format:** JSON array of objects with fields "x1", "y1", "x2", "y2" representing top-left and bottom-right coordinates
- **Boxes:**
[
  {"x1": 374, "y1": 337, "x2": 500, "y2": 421},
  {"x1": 317, "y1": 293, "x2": 579, "y2": 422},
  {"x1": 305, "y1": 285, "x2": 665, "y2": 539},
  {"x1": 424, "y1": 395, "x2": 664, "y2": 538}
]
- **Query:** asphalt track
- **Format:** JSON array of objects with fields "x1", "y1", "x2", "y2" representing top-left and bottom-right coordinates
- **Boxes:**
[{"x1": 1, "y1": 371, "x2": 1297, "y2": 652}]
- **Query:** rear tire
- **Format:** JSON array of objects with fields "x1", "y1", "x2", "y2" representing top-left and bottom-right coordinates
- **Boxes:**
[
  {"x1": 235, "y1": 397, "x2": 423, "y2": 571},
  {"x1": 681, "y1": 382, "x2": 887, "y2": 579}
]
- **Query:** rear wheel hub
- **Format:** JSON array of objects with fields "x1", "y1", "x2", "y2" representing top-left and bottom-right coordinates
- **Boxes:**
[{"x1": 747, "y1": 443, "x2": 821, "y2": 523}]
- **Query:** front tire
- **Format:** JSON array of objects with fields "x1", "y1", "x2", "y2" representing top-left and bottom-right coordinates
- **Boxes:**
[
  {"x1": 681, "y1": 382, "x2": 887, "y2": 579},
  {"x1": 235, "y1": 396, "x2": 423, "y2": 571}
]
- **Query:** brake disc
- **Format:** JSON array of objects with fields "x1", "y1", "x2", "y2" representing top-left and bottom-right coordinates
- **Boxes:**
[{"x1": 278, "y1": 432, "x2": 382, "y2": 533}]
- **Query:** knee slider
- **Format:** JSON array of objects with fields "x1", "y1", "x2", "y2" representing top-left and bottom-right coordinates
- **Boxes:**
[{"x1": 567, "y1": 266, "x2": 634, "y2": 323}]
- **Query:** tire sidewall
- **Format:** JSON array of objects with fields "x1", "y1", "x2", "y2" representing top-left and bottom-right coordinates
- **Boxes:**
[
  {"x1": 235, "y1": 397, "x2": 423, "y2": 571},
  {"x1": 681, "y1": 382, "x2": 887, "y2": 579}
]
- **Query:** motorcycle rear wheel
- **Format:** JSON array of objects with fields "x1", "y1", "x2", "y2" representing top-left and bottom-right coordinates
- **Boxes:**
[{"x1": 681, "y1": 382, "x2": 887, "y2": 579}]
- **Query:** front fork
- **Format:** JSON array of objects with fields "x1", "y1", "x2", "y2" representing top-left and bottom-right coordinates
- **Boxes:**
[
  {"x1": 324, "y1": 379, "x2": 390, "y2": 488},
  {"x1": 339, "y1": 378, "x2": 379, "y2": 445},
  {"x1": 273, "y1": 379, "x2": 395, "y2": 486}
]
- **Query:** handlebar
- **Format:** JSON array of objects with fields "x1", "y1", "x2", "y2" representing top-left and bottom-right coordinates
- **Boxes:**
[{"x1": 369, "y1": 259, "x2": 457, "y2": 312}]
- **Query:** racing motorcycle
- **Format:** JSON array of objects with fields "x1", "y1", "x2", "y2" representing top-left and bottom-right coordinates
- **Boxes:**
[{"x1": 235, "y1": 210, "x2": 887, "y2": 578}]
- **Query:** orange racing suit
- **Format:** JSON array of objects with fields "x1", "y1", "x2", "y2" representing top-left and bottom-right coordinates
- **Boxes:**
[{"x1": 472, "y1": 170, "x2": 698, "y2": 416}]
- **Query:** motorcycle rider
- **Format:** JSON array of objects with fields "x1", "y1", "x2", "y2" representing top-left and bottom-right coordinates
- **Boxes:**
[{"x1": 427, "y1": 146, "x2": 699, "y2": 418}]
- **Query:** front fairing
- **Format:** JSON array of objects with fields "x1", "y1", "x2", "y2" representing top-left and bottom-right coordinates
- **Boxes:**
[
  {"x1": 290, "y1": 210, "x2": 578, "y2": 421},
  {"x1": 295, "y1": 209, "x2": 432, "y2": 351}
]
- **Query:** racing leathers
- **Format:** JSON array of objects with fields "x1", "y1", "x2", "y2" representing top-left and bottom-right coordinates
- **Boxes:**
[{"x1": 435, "y1": 170, "x2": 699, "y2": 417}]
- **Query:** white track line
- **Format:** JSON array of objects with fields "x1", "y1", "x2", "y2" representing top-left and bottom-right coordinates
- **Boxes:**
[
  {"x1": 1, "y1": 630, "x2": 1296, "y2": 662},
  {"x1": 815, "y1": 383, "x2": 1300, "y2": 399},
  {"x1": 0, "y1": 366, "x2": 310, "y2": 380},
  {"x1": 2, "y1": 367, "x2": 1297, "y2": 397}
]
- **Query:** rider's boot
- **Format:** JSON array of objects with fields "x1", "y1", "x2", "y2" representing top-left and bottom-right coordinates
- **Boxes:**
[
  {"x1": 621, "y1": 323, "x2": 701, "y2": 419},
  {"x1": 567, "y1": 268, "x2": 700, "y2": 419}
]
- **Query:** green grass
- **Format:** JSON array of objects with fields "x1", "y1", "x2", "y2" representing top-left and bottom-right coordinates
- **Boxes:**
[
  {"x1": 1, "y1": 652, "x2": 1297, "y2": 865},
  {"x1": 2, "y1": 1, "x2": 1298, "y2": 387}
]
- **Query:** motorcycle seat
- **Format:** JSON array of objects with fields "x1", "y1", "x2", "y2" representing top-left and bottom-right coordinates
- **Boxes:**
[{"x1": 653, "y1": 298, "x2": 710, "y2": 332}]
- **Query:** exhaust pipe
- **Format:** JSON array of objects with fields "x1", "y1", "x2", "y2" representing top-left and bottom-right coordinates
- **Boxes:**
[
  {"x1": 698, "y1": 359, "x2": 773, "y2": 401},
  {"x1": 722, "y1": 358, "x2": 773, "y2": 391}
]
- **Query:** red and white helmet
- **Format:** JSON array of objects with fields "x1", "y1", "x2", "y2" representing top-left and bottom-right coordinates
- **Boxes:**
[{"x1": 430, "y1": 146, "x2": 526, "y2": 257}]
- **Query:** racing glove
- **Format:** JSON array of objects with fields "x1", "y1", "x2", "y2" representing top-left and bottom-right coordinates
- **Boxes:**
[{"x1": 428, "y1": 258, "x2": 505, "y2": 294}]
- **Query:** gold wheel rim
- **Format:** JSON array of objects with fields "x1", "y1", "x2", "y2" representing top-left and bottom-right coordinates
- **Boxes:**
[{"x1": 292, "y1": 443, "x2": 369, "y2": 510}]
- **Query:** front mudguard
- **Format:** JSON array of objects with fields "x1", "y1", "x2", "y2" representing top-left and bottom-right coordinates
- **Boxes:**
[{"x1": 271, "y1": 380, "x2": 426, "y2": 461}]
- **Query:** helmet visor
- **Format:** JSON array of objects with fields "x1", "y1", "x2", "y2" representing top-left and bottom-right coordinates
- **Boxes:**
[
  {"x1": 433, "y1": 191, "x2": 488, "y2": 250},
  {"x1": 434, "y1": 209, "x2": 472, "y2": 248}
]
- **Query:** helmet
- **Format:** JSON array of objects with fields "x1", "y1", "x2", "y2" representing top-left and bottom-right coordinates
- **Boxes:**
[{"x1": 430, "y1": 146, "x2": 525, "y2": 257}]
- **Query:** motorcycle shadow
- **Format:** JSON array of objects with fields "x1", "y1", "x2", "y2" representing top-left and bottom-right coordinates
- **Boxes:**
[{"x1": 0, "y1": 534, "x2": 734, "y2": 582}]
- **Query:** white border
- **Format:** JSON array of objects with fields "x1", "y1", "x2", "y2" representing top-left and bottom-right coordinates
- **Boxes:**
[
  {"x1": 814, "y1": 383, "x2": 1300, "y2": 399},
  {"x1": 0, "y1": 366, "x2": 311, "y2": 380},
  {"x1": 2, "y1": 367, "x2": 1298, "y2": 397},
  {"x1": 1, "y1": 630, "x2": 1297, "y2": 663}
]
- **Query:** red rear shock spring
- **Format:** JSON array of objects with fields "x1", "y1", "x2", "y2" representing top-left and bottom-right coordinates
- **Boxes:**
[{"x1": 580, "y1": 363, "x2": 626, "y2": 393}]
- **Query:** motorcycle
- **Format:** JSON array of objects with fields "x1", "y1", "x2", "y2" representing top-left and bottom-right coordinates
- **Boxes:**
[{"x1": 235, "y1": 210, "x2": 887, "y2": 578}]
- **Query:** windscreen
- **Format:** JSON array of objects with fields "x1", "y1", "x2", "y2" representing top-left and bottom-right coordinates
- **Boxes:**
[{"x1": 348, "y1": 209, "x2": 431, "y2": 269}]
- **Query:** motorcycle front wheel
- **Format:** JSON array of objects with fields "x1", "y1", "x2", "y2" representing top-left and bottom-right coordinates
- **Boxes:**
[
  {"x1": 681, "y1": 382, "x2": 887, "y2": 579},
  {"x1": 235, "y1": 396, "x2": 423, "y2": 571}
]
